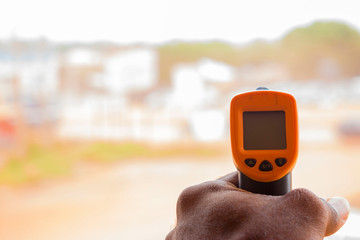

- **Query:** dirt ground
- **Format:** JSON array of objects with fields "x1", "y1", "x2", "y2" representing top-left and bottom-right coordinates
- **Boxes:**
[
  {"x1": 0, "y1": 142, "x2": 360, "y2": 240},
  {"x1": 1, "y1": 106, "x2": 360, "y2": 240}
]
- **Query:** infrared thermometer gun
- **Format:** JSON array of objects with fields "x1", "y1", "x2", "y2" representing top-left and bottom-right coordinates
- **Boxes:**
[{"x1": 230, "y1": 87, "x2": 299, "y2": 196}]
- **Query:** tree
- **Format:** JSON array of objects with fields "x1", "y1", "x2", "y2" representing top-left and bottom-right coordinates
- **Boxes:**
[{"x1": 280, "y1": 21, "x2": 360, "y2": 79}]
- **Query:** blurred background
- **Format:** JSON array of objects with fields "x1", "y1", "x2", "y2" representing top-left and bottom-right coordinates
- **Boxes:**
[{"x1": 1, "y1": 0, "x2": 360, "y2": 239}]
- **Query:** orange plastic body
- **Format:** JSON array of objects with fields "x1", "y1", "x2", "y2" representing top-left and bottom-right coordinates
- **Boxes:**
[{"x1": 230, "y1": 90, "x2": 298, "y2": 182}]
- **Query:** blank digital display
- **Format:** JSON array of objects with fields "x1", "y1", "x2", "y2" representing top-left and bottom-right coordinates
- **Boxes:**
[{"x1": 243, "y1": 111, "x2": 286, "y2": 150}]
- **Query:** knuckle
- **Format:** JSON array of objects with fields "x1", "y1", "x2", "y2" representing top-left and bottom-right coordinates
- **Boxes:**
[
  {"x1": 177, "y1": 185, "x2": 200, "y2": 208},
  {"x1": 285, "y1": 188, "x2": 318, "y2": 203},
  {"x1": 284, "y1": 188, "x2": 327, "y2": 221},
  {"x1": 176, "y1": 181, "x2": 222, "y2": 214}
]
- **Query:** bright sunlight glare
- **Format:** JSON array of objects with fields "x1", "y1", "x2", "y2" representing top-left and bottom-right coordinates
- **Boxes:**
[{"x1": 1, "y1": 0, "x2": 360, "y2": 43}]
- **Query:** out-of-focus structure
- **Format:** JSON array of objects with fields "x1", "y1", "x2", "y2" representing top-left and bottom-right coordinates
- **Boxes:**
[{"x1": 2, "y1": 22, "x2": 360, "y2": 147}]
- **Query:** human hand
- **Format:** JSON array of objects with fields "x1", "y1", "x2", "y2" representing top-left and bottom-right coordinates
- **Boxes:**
[{"x1": 166, "y1": 172, "x2": 349, "y2": 240}]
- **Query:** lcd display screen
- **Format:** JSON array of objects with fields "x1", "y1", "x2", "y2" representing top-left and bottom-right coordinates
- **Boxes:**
[{"x1": 243, "y1": 111, "x2": 286, "y2": 150}]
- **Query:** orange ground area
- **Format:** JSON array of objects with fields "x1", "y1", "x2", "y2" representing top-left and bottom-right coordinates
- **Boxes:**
[
  {"x1": 1, "y1": 106, "x2": 360, "y2": 239},
  {"x1": 0, "y1": 141, "x2": 359, "y2": 240}
]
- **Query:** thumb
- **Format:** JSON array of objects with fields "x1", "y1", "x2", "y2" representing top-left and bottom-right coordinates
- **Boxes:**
[{"x1": 325, "y1": 197, "x2": 350, "y2": 236}]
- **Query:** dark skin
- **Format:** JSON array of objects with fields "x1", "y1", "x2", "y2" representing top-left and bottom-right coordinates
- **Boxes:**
[{"x1": 166, "y1": 172, "x2": 349, "y2": 240}]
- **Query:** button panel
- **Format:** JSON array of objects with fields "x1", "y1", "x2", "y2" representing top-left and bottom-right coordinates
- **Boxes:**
[
  {"x1": 275, "y1": 158, "x2": 287, "y2": 167},
  {"x1": 245, "y1": 158, "x2": 256, "y2": 167},
  {"x1": 259, "y1": 160, "x2": 273, "y2": 171},
  {"x1": 244, "y1": 158, "x2": 287, "y2": 171}
]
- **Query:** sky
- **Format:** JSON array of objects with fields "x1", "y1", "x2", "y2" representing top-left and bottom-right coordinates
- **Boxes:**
[{"x1": 1, "y1": 0, "x2": 360, "y2": 44}]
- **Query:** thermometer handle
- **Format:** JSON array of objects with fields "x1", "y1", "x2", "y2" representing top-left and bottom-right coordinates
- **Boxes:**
[{"x1": 238, "y1": 172, "x2": 291, "y2": 196}]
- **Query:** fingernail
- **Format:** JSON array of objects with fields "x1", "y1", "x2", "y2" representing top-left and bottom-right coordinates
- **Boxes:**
[{"x1": 327, "y1": 197, "x2": 350, "y2": 221}]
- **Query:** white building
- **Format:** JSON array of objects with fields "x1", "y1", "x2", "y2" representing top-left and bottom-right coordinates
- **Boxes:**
[
  {"x1": 18, "y1": 57, "x2": 59, "y2": 96},
  {"x1": 65, "y1": 48, "x2": 101, "y2": 66},
  {"x1": 165, "y1": 61, "x2": 230, "y2": 141},
  {"x1": 189, "y1": 109, "x2": 226, "y2": 141},
  {"x1": 196, "y1": 58, "x2": 235, "y2": 83},
  {"x1": 167, "y1": 64, "x2": 218, "y2": 110},
  {"x1": 103, "y1": 48, "x2": 157, "y2": 94}
]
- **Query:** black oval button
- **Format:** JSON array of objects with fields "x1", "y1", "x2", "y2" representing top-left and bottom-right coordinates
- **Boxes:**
[
  {"x1": 245, "y1": 158, "x2": 256, "y2": 167},
  {"x1": 259, "y1": 160, "x2": 273, "y2": 171},
  {"x1": 275, "y1": 158, "x2": 287, "y2": 167}
]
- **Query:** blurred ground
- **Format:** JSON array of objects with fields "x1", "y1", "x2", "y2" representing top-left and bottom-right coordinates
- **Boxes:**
[
  {"x1": 0, "y1": 144, "x2": 360, "y2": 240},
  {"x1": 0, "y1": 156, "x2": 233, "y2": 240},
  {"x1": 0, "y1": 106, "x2": 360, "y2": 240}
]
